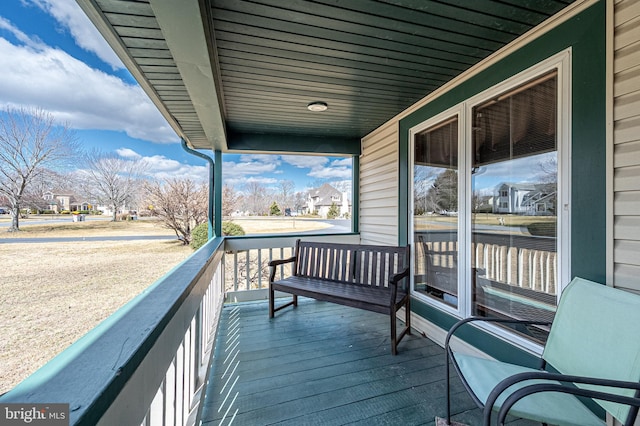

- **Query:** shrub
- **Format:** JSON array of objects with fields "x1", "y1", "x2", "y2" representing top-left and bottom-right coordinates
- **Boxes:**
[
  {"x1": 61, "y1": 210, "x2": 71, "y2": 215},
  {"x1": 190, "y1": 223, "x2": 209, "y2": 250},
  {"x1": 327, "y1": 202, "x2": 340, "y2": 219},
  {"x1": 191, "y1": 222, "x2": 247, "y2": 250},
  {"x1": 222, "y1": 221, "x2": 245, "y2": 237},
  {"x1": 269, "y1": 201, "x2": 281, "y2": 216}
]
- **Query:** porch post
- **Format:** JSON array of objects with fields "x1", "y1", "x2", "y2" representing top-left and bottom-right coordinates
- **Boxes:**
[
  {"x1": 214, "y1": 150, "x2": 223, "y2": 237},
  {"x1": 352, "y1": 154, "x2": 359, "y2": 234}
]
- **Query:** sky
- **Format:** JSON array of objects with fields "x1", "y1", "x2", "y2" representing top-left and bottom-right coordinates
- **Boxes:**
[{"x1": 0, "y1": 0, "x2": 352, "y2": 193}]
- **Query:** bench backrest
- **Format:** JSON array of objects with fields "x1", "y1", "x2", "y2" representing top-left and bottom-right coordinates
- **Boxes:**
[
  {"x1": 294, "y1": 240, "x2": 410, "y2": 287},
  {"x1": 542, "y1": 277, "x2": 640, "y2": 422}
]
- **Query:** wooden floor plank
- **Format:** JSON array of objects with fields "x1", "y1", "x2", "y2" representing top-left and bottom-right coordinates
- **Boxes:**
[{"x1": 200, "y1": 299, "x2": 540, "y2": 426}]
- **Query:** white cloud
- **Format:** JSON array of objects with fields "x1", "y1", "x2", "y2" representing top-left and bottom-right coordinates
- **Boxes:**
[
  {"x1": 116, "y1": 148, "x2": 142, "y2": 159},
  {"x1": 109, "y1": 149, "x2": 208, "y2": 181},
  {"x1": 222, "y1": 159, "x2": 278, "y2": 179},
  {"x1": 238, "y1": 154, "x2": 280, "y2": 164},
  {"x1": 0, "y1": 16, "x2": 46, "y2": 50},
  {"x1": 0, "y1": 33, "x2": 177, "y2": 143},
  {"x1": 282, "y1": 155, "x2": 328, "y2": 169},
  {"x1": 330, "y1": 157, "x2": 352, "y2": 167},
  {"x1": 308, "y1": 165, "x2": 352, "y2": 180},
  {"x1": 30, "y1": 0, "x2": 124, "y2": 70},
  {"x1": 307, "y1": 157, "x2": 352, "y2": 180},
  {"x1": 282, "y1": 154, "x2": 352, "y2": 181}
]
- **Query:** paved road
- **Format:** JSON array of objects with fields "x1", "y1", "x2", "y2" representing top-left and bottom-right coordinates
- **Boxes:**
[
  {"x1": 0, "y1": 235, "x2": 177, "y2": 244},
  {"x1": 0, "y1": 218, "x2": 351, "y2": 243},
  {"x1": 0, "y1": 215, "x2": 110, "y2": 228}
]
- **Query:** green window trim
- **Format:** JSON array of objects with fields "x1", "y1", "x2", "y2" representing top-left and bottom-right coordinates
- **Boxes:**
[{"x1": 399, "y1": 1, "x2": 605, "y2": 359}]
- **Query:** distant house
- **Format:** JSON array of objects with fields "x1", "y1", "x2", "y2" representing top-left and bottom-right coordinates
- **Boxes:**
[
  {"x1": 493, "y1": 183, "x2": 556, "y2": 216},
  {"x1": 306, "y1": 183, "x2": 351, "y2": 218},
  {"x1": 43, "y1": 190, "x2": 89, "y2": 213}
]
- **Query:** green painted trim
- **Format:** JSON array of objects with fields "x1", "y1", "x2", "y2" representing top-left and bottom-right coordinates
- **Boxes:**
[
  {"x1": 227, "y1": 131, "x2": 361, "y2": 155},
  {"x1": 214, "y1": 150, "x2": 223, "y2": 237},
  {"x1": 398, "y1": 125, "x2": 409, "y2": 246},
  {"x1": 399, "y1": 2, "x2": 606, "y2": 281},
  {"x1": 399, "y1": 2, "x2": 606, "y2": 355},
  {"x1": 411, "y1": 297, "x2": 540, "y2": 368},
  {"x1": 352, "y1": 155, "x2": 359, "y2": 234}
]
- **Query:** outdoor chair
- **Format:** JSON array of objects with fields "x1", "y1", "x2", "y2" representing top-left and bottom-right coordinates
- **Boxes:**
[{"x1": 440, "y1": 277, "x2": 640, "y2": 426}]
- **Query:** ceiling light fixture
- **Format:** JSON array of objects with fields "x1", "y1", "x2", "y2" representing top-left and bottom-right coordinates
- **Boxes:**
[{"x1": 307, "y1": 101, "x2": 328, "y2": 112}]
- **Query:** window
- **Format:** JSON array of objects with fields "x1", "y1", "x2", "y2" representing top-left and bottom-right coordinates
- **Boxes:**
[
  {"x1": 410, "y1": 53, "x2": 569, "y2": 348},
  {"x1": 413, "y1": 115, "x2": 459, "y2": 308},
  {"x1": 471, "y1": 71, "x2": 558, "y2": 344}
]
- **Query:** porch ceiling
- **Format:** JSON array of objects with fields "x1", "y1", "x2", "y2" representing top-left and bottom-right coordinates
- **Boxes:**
[{"x1": 78, "y1": 0, "x2": 575, "y2": 154}]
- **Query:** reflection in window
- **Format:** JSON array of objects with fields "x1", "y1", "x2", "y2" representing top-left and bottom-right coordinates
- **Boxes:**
[
  {"x1": 413, "y1": 117, "x2": 458, "y2": 308},
  {"x1": 471, "y1": 71, "x2": 558, "y2": 344}
]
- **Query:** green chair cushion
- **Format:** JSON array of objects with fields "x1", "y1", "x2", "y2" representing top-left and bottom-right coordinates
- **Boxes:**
[{"x1": 454, "y1": 352, "x2": 604, "y2": 426}]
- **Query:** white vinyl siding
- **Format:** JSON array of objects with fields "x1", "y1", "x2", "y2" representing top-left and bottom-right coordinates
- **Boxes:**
[
  {"x1": 360, "y1": 121, "x2": 399, "y2": 246},
  {"x1": 613, "y1": 0, "x2": 640, "y2": 293}
]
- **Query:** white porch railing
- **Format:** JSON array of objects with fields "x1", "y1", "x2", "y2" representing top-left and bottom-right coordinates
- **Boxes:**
[
  {"x1": 0, "y1": 234, "x2": 359, "y2": 426},
  {"x1": 223, "y1": 234, "x2": 360, "y2": 301},
  {"x1": 0, "y1": 238, "x2": 226, "y2": 426}
]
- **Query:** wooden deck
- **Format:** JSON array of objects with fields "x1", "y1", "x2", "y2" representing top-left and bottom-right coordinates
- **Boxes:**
[{"x1": 200, "y1": 298, "x2": 539, "y2": 426}]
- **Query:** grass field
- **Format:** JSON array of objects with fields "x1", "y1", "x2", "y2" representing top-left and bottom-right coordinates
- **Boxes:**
[
  {"x1": 0, "y1": 217, "x2": 330, "y2": 394},
  {"x1": 0, "y1": 235, "x2": 191, "y2": 394}
]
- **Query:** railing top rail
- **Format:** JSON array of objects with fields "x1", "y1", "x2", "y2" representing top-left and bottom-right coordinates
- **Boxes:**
[
  {"x1": 224, "y1": 233, "x2": 359, "y2": 251},
  {"x1": 0, "y1": 237, "x2": 225, "y2": 426}
]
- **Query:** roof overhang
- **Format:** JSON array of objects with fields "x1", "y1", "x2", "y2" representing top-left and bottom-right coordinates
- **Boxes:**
[{"x1": 76, "y1": 0, "x2": 578, "y2": 155}]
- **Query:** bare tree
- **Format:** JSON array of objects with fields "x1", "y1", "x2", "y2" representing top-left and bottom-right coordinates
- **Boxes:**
[
  {"x1": 243, "y1": 181, "x2": 270, "y2": 215},
  {"x1": 0, "y1": 107, "x2": 78, "y2": 231},
  {"x1": 145, "y1": 178, "x2": 208, "y2": 245},
  {"x1": 276, "y1": 180, "x2": 295, "y2": 209},
  {"x1": 80, "y1": 150, "x2": 148, "y2": 221},
  {"x1": 222, "y1": 184, "x2": 239, "y2": 217}
]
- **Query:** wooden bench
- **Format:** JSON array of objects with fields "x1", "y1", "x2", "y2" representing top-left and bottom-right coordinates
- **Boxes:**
[
  {"x1": 268, "y1": 239, "x2": 411, "y2": 355},
  {"x1": 441, "y1": 277, "x2": 640, "y2": 426}
]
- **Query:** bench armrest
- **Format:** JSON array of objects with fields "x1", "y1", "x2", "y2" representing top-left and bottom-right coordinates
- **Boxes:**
[
  {"x1": 485, "y1": 372, "x2": 640, "y2": 426},
  {"x1": 268, "y1": 256, "x2": 296, "y2": 283},
  {"x1": 389, "y1": 267, "x2": 410, "y2": 286},
  {"x1": 268, "y1": 256, "x2": 296, "y2": 267}
]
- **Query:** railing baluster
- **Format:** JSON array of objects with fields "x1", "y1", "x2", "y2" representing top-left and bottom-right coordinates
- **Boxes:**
[{"x1": 258, "y1": 249, "x2": 263, "y2": 288}]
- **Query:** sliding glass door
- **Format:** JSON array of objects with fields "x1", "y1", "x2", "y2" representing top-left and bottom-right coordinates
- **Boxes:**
[{"x1": 411, "y1": 53, "x2": 569, "y2": 346}]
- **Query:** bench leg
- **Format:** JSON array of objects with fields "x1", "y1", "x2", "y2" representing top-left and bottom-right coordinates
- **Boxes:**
[
  {"x1": 269, "y1": 288, "x2": 298, "y2": 318},
  {"x1": 391, "y1": 297, "x2": 412, "y2": 355},
  {"x1": 391, "y1": 312, "x2": 398, "y2": 356},
  {"x1": 405, "y1": 297, "x2": 411, "y2": 335},
  {"x1": 269, "y1": 284, "x2": 275, "y2": 318}
]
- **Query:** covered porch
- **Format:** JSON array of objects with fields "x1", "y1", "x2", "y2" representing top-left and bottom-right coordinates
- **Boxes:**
[
  {"x1": 2, "y1": 0, "x2": 637, "y2": 425},
  {"x1": 201, "y1": 297, "x2": 537, "y2": 426}
]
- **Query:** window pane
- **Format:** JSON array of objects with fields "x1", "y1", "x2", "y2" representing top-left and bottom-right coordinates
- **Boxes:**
[
  {"x1": 413, "y1": 118, "x2": 459, "y2": 308},
  {"x1": 471, "y1": 73, "x2": 558, "y2": 344}
]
